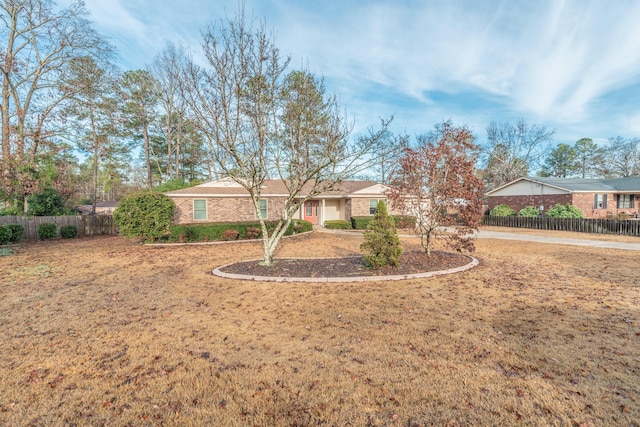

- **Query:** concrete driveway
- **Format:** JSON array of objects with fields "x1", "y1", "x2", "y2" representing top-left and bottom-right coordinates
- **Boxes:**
[{"x1": 475, "y1": 229, "x2": 640, "y2": 251}]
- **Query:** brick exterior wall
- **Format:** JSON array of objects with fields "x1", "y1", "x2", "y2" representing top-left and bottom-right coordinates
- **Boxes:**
[
  {"x1": 489, "y1": 193, "x2": 640, "y2": 218},
  {"x1": 171, "y1": 197, "x2": 288, "y2": 224},
  {"x1": 349, "y1": 197, "x2": 402, "y2": 217},
  {"x1": 488, "y1": 194, "x2": 572, "y2": 215},
  {"x1": 172, "y1": 195, "x2": 407, "y2": 225},
  {"x1": 573, "y1": 193, "x2": 640, "y2": 218}
]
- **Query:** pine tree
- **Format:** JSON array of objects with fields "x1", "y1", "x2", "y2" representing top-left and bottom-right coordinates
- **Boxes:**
[{"x1": 360, "y1": 200, "x2": 402, "y2": 268}]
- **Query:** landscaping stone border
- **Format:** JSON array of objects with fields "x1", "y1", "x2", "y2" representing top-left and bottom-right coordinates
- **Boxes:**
[{"x1": 212, "y1": 255, "x2": 479, "y2": 283}]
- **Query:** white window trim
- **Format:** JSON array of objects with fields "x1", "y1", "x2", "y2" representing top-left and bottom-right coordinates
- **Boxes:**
[
  {"x1": 257, "y1": 199, "x2": 268, "y2": 219},
  {"x1": 193, "y1": 199, "x2": 207, "y2": 221}
]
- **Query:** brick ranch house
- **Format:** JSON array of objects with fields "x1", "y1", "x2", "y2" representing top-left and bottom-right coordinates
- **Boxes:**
[
  {"x1": 486, "y1": 176, "x2": 640, "y2": 218},
  {"x1": 165, "y1": 178, "x2": 399, "y2": 225}
]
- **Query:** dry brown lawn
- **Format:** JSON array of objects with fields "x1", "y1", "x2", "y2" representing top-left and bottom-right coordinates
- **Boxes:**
[{"x1": 0, "y1": 230, "x2": 638, "y2": 426}]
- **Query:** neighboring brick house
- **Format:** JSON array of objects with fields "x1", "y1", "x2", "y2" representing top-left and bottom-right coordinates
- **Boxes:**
[
  {"x1": 165, "y1": 178, "x2": 398, "y2": 225},
  {"x1": 487, "y1": 176, "x2": 640, "y2": 218}
]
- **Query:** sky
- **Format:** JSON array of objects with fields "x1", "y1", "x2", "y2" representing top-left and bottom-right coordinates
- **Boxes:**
[{"x1": 62, "y1": 0, "x2": 640, "y2": 147}]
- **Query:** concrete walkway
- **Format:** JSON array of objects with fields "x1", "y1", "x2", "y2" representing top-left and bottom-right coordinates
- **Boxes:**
[{"x1": 315, "y1": 226, "x2": 640, "y2": 251}]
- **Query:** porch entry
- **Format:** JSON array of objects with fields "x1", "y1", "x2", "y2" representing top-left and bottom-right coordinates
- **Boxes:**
[{"x1": 304, "y1": 200, "x2": 319, "y2": 224}]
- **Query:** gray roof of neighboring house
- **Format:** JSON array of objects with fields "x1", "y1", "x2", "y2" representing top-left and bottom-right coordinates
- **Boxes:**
[
  {"x1": 165, "y1": 179, "x2": 384, "y2": 197},
  {"x1": 489, "y1": 176, "x2": 640, "y2": 194}
]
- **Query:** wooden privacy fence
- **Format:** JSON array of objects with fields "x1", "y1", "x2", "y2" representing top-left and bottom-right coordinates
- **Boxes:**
[
  {"x1": 483, "y1": 215, "x2": 640, "y2": 237},
  {"x1": 0, "y1": 215, "x2": 117, "y2": 242}
]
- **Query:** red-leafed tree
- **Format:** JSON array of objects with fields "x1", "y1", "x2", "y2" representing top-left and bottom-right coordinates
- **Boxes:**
[{"x1": 387, "y1": 121, "x2": 484, "y2": 255}]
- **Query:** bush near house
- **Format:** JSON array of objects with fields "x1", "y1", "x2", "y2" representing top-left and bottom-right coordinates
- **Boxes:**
[
  {"x1": 113, "y1": 191, "x2": 176, "y2": 241},
  {"x1": 60, "y1": 225, "x2": 78, "y2": 239},
  {"x1": 0, "y1": 226, "x2": 10, "y2": 245},
  {"x1": 37, "y1": 223, "x2": 57, "y2": 240},
  {"x1": 518, "y1": 206, "x2": 540, "y2": 217},
  {"x1": 490, "y1": 204, "x2": 516, "y2": 217},
  {"x1": 545, "y1": 203, "x2": 584, "y2": 218},
  {"x1": 351, "y1": 215, "x2": 416, "y2": 230},
  {"x1": 4, "y1": 224, "x2": 23, "y2": 243},
  {"x1": 324, "y1": 220, "x2": 352, "y2": 229},
  {"x1": 162, "y1": 220, "x2": 312, "y2": 243}
]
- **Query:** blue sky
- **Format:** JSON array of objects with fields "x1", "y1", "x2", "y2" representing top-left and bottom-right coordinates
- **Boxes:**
[{"x1": 65, "y1": 0, "x2": 640, "y2": 146}]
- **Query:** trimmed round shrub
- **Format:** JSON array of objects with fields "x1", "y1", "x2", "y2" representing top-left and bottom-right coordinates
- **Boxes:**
[
  {"x1": 60, "y1": 224, "x2": 78, "y2": 239},
  {"x1": 518, "y1": 206, "x2": 540, "y2": 217},
  {"x1": 113, "y1": 191, "x2": 176, "y2": 241},
  {"x1": 545, "y1": 203, "x2": 584, "y2": 218},
  {"x1": 37, "y1": 223, "x2": 57, "y2": 240},
  {"x1": 222, "y1": 229, "x2": 239, "y2": 240},
  {"x1": 246, "y1": 227, "x2": 261, "y2": 239},
  {"x1": 5, "y1": 224, "x2": 24, "y2": 243},
  {"x1": 0, "y1": 226, "x2": 10, "y2": 245},
  {"x1": 490, "y1": 204, "x2": 516, "y2": 217}
]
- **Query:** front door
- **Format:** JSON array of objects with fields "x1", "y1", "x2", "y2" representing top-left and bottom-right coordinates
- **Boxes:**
[{"x1": 304, "y1": 200, "x2": 319, "y2": 224}]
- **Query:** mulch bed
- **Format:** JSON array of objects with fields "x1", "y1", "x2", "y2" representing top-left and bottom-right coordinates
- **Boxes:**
[{"x1": 218, "y1": 250, "x2": 472, "y2": 278}]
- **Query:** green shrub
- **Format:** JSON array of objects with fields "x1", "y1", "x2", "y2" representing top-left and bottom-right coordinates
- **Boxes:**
[
  {"x1": 545, "y1": 203, "x2": 584, "y2": 218},
  {"x1": 352, "y1": 215, "x2": 415, "y2": 230},
  {"x1": 60, "y1": 224, "x2": 78, "y2": 239},
  {"x1": 351, "y1": 216, "x2": 373, "y2": 229},
  {"x1": 161, "y1": 219, "x2": 312, "y2": 243},
  {"x1": 0, "y1": 206, "x2": 19, "y2": 216},
  {"x1": 37, "y1": 223, "x2": 57, "y2": 240},
  {"x1": 518, "y1": 206, "x2": 540, "y2": 217},
  {"x1": 324, "y1": 220, "x2": 352, "y2": 229},
  {"x1": 291, "y1": 219, "x2": 313, "y2": 233},
  {"x1": 490, "y1": 204, "x2": 516, "y2": 217},
  {"x1": 113, "y1": 191, "x2": 176, "y2": 241},
  {"x1": 5, "y1": 224, "x2": 23, "y2": 243},
  {"x1": 360, "y1": 200, "x2": 402, "y2": 268},
  {"x1": 27, "y1": 187, "x2": 70, "y2": 216},
  {"x1": 0, "y1": 226, "x2": 10, "y2": 245}
]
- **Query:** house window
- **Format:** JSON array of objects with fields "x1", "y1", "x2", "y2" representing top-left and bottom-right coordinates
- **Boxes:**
[
  {"x1": 193, "y1": 200, "x2": 207, "y2": 221},
  {"x1": 370, "y1": 199, "x2": 385, "y2": 215},
  {"x1": 593, "y1": 194, "x2": 607, "y2": 209},
  {"x1": 617, "y1": 194, "x2": 635, "y2": 209},
  {"x1": 257, "y1": 199, "x2": 268, "y2": 219}
]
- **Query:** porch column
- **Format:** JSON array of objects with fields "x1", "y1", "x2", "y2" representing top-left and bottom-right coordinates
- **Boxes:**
[{"x1": 321, "y1": 199, "x2": 326, "y2": 225}]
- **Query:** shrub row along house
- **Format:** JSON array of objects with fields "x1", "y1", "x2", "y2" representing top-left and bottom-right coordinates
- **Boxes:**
[
  {"x1": 487, "y1": 176, "x2": 640, "y2": 218},
  {"x1": 165, "y1": 178, "x2": 400, "y2": 225}
]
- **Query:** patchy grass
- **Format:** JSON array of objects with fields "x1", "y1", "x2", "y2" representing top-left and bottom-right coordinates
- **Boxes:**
[{"x1": 0, "y1": 233, "x2": 638, "y2": 426}]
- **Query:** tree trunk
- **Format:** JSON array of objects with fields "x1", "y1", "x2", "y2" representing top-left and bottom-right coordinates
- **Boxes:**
[
  {"x1": 143, "y1": 121, "x2": 152, "y2": 188},
  {"x1": 91, "y1": 141, "x2": 99, "y2": 214},
  {"x1": 166, "y1": 112, "x2": 172, "y2": 178}
]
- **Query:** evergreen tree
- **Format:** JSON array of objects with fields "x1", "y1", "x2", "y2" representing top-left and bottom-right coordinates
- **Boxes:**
[{"x1": 360, "y1": 200, "x2": 402, "y2": 268}]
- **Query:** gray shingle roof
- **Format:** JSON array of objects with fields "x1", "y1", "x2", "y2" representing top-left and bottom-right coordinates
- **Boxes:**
[{"x1": 522, "y1": 176, "x2": 640, "y2": 192}]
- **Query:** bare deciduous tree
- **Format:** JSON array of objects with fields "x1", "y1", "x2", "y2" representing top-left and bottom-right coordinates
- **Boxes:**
[
  {"x1": 0, "y1": 0, "x2": 112, "y2": 209},
  {"x1": 148, "y1": 42, "x2": 190, "y2": 180},
  {"x1": 387, "y1": 121, "x2": 484, "y2": 255},
  {"x1": 482, "y1": 119, "x2": 554, "y2": 190},
  {"x1": 595, "y1": 136, "x2": 640, "y2": 178},
  {"x1": 182, "y1": 8, "x2": 392, "y2": 265}
]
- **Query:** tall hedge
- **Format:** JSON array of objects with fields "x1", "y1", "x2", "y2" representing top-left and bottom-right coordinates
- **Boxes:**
[{"x1": 113, "y1": 191, "x2": 176, "y2": 241}]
